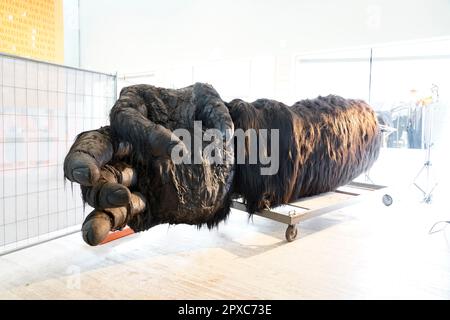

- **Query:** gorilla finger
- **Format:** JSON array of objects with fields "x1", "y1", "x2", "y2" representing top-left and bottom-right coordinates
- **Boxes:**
[
  {"x1": 64, "y1": 127, "x2": 114, "y2": 186},
  {"x1": 193, "y1": 82, "x2": 234, "y2": 141},
  {"x1": 110, "y1": 162, "x2": 137, "y2": 187},
  {"x1": 95, "y1": 162, "x2": 138, "y2": 187},
  {"x1": 64, "y1": 151, "x2": 101, "y2": 186},
  {"x1": 81, "y1": 207, "x2": 128, "y2": 246},
  {"x1": 129, "y1": 192, "x2": 147, "y2": 217},
  {"x1": 81, "y1": 210, "x2": 112, "y2": 246},
  {"x1": 125, "y1": 192, "x2": 149, "y2": 233},
  {"x1": 81, "y1": 182, "x2": 131, "y2": 209},
  {"x1": 81, "y1": 194, "x2": 146, "y2": 246},
  {"x1": 148, "y1": 124, "x2": 188, "y2": 158},
  {"x1": 80, "y1": 162, "x2": 138, "y2": 209}
]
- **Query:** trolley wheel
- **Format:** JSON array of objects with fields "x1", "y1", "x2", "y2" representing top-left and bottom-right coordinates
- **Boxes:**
[
  {"x1": 382, "y1": 194, "x2": 393, "y2": 206},
  {"x1": 285, "y1": 225, "x2": 298, "y2": 242}
]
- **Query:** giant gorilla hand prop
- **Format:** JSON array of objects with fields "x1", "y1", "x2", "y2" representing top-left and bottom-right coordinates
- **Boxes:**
[{"x1": 64, "y1": 83, "x2": 381, "y2": 246}]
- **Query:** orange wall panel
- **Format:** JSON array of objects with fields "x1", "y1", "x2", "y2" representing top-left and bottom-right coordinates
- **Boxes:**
[{"x1": 0, "y1": 0, "x2": 64, "y2": 63}]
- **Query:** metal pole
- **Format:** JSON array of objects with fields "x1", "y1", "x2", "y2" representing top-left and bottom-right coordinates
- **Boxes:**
[{"x1": 368, "y1": 48, "x2": 373, "y2": 103}]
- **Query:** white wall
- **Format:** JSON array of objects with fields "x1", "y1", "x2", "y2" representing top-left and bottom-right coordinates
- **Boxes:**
[
  {"x1": 77, "y1": 0, "x2": 450, "y2": 201},
  {"x1": 63, "y1": 0, "x2": 80, "y2": 67},
  {"x1": 78, "y1": 0, "x2": 450, "y2": 74}
]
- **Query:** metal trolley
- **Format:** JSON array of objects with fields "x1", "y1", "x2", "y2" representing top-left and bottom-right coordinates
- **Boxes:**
[{"x1": 231, "y1": 182, "x2": 393, "y2": 242}]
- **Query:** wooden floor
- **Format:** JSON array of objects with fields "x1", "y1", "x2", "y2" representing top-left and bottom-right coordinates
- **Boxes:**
[{"x1": 0, "y1": 186, "x2": 449, "y2": 299}]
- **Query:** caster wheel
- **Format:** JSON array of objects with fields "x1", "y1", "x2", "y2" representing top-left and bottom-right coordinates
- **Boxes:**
[
  {"x1": 285, "y1": 225, "x2": 298, "y2": 242},
  {"x1": 424, "y1": 194, "x2": 433, "y2": 204},
  {"x1": 382, "y1": 194, "x2": 393, "y2": 206}
]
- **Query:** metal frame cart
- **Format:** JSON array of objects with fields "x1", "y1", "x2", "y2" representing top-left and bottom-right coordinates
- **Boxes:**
[{"x1": 231, "y1": 182, "x2": 392, "y2": 242}]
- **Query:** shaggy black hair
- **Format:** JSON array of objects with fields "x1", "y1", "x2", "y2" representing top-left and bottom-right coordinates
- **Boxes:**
[{"x1": 228, "y1": 95, "x2": 381, "y2": 214}]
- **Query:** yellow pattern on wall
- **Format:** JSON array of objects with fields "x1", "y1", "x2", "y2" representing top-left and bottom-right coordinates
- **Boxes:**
[{"x1": 0, "y1": 0, "x2": 64, "y2": 63}]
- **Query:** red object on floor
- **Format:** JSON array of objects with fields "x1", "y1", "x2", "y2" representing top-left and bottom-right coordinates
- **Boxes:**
[{"x1": 100, "y1": 227, "x2": 135, "y2": 245}]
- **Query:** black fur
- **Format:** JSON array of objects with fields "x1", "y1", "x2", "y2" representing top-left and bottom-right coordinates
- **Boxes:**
[{"x1": 228, "y1": 95, "x2": 381, "y2": 213}]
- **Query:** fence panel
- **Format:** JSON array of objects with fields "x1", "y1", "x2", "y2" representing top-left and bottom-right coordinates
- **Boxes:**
[{"x1": 0, "y1": 53, "x2": 116, "y2": 255}]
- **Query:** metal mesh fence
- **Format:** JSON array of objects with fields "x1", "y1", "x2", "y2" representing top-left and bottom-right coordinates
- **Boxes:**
[{"x1": 0, "y1": 53, "x2": 116, "y2": 255}]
